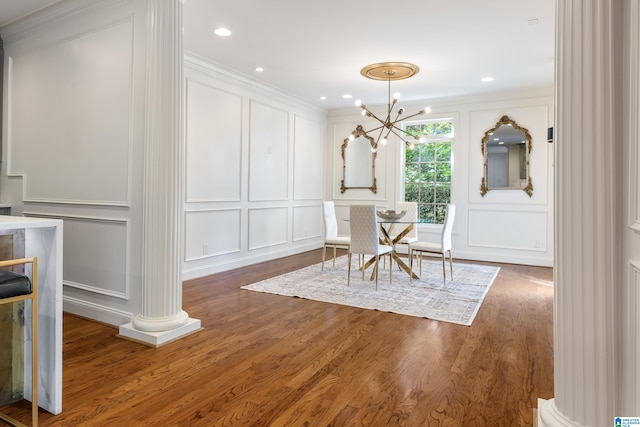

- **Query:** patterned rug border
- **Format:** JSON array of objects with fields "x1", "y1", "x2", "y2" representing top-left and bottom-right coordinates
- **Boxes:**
[{"x1": 241, "y1": 257, "x2": 500, "y2": 326}]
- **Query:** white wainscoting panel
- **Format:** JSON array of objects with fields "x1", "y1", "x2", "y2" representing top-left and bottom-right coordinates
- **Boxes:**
[
  {"x1": 8, "y1": 18, "x2": 132, "y2": 205},
  {"x1": 184, "y1": 209, "x2": 241, "y2": 260},
  {"x1": 293, "y1": 205, "x2": 322, "y2": 242},
  {"x1": 468, "y1": 209, "x2": 547, "y2": 251},
  {"x1": 249, "y1": 100, "x2": 289, "y2": 201},
  {"x1": 248, "y1": 207, "x2": 288, "y2": 250},
  {"x1": 185, "y1": 78, "x2": 242, "y2": 202},
  {"x1": 293, "y1": 114, "x2": 323, "y2": 200},
  {"x1": 58, "y1": 215, "x2": 129, "y2": 299}
]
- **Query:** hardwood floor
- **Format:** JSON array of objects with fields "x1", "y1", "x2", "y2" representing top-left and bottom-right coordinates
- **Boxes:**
[{"x1": 1, "y1": 249, "x2": 554, "y2": 426}]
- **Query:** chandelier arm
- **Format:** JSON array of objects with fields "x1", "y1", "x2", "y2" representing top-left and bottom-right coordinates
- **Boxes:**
[
  {"x1": 364, "y1": 124, "x2": 386, "y2": 134},
  {"x1": 364, "y1": 110, "x2": 387, "y2": 125},
  {"x1": 397, "y1": 110, "x2": 426, "y2": 122},
  {"x1": 389, "y1": 123, "x2": 413, "y2": 137},
  {"x1": 389, "y1": 127, "x2": 411, "y2": 143},
  {"x1": 374, "y1": 130, "x2": 385, "y2": 146}
]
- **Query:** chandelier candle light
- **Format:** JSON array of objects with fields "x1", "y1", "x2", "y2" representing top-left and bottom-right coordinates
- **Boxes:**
[{"x1": 351, "y1": 62, "x2": 431, "y2": 151}]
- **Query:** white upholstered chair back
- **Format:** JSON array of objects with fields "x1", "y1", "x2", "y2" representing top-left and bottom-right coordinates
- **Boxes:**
[
  {"x1": 349, "y1": 204, "x2": 380, "y2": 255},
  {"x1": 322, "y1": 201, "x2": 339, "y2": 239},
  {"x1": 441, "y1": 204, "x2": 456, "y2": 251}
]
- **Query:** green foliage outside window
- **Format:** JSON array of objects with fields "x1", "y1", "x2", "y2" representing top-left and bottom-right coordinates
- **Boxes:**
[{"x1": 404, "y1": 120, "x2": 453, "y2": 224}]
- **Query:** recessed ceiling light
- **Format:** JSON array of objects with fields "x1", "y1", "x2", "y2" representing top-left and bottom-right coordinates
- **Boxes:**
[
  {"x1": 255, "y1": 67, "x2": 264, "y2": 72},
  {"x1": 319, "y1": 96, "x2": 327, "y2": 101},
  {"x1": 213, "y1": 27, "x2": 231, "y2": 37},
  {"x1": 481, "y1": 76, "x2": 494, "y2": 83},
  {"x1": 342, "y1": 94, "x2": 352, "y2": 99}
]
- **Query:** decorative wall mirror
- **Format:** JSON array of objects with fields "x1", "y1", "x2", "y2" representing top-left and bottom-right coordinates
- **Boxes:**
[
  {"x1": 480, "y1": 115, "x2": 533, "y2": 197},
  {"x1": 341, "y1": 125, "x2": 377, "y2": 193}
]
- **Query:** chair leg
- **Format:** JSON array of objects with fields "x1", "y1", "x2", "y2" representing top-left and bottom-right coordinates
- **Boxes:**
[
  {"x1": 441, "y1": 254, "x2": 446, "y2": 286},
  {"x1": 31, "y1": 279, "x2": 38, "y2": 427},
  {"x1": 409, "y1": 249, "x2": 414, "y2": 282},
  {"x1": 333, "y1": 246, "x2": 337, "y2": 266},
  {"x1": 389, "y1": 253, "x2": 392, "y2": 285},
  {"x1": 448, "y1": 250, "x2": 454, "y2": 281},
  {"x1": 374, "y1": 255, "x2": 379, "y2": 290},
  {"x1": 347, "y1": 253, "x2": 352, "y2": 287},
  {"x1": 322, "y1": 245, "x2": 327, "y2": 271}
]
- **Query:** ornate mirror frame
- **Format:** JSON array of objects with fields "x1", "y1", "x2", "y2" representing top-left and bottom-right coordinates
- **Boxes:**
[
  {"x1": 340, "y1": 125, "x2": 378, "y2": 194},
  {"x1": 341, "y1": 125, "x2": 377, "y2": 193},
  {"x1": 480, "y1": 115, "x2": 533, "y2": 197}
]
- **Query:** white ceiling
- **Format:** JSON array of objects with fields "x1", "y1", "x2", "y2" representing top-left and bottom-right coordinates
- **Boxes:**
[{"x1": 1, "y1": 0, "x2": 556, "y2": 111}]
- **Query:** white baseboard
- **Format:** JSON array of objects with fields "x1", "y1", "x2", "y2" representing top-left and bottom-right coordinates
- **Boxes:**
[{"x1": 63, "y1": 295, "x2": 133, "y2": 326}]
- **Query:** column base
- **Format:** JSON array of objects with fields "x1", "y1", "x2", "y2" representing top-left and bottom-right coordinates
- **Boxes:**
[
  {"x1": 538, "y1": 398, "x2": 584, "y2": 427},
  {"x1": 118, "y1": 317, "x2": 201, "y2": 347}
]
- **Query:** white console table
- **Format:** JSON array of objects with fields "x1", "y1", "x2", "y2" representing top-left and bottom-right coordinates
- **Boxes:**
[{"x1": 0, "y1": 216, "x2": 63, "y2": 414}]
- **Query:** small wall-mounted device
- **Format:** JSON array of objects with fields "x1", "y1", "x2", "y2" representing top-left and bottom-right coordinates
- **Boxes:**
[{"x1": 547, "y1": 127, "x2": 553, "y2": 143}]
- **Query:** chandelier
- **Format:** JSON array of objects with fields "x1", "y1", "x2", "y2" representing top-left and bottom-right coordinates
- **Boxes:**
[{"x1": 351, "y1": 62, "x2": 431, "y2": 151}]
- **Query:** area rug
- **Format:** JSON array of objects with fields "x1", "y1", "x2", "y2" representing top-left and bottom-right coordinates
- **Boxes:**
[{"x1": 241, "y1": 256, "x2": 500, "y2": 326}]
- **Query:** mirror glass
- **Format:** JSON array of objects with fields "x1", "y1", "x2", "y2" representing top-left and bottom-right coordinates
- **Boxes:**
[
  {"x1": 341, "y1": 125, "x2": 377, "y2": 193},
  {"x1": 481, "y1": 115, "x2": 533, "y2": 197}
]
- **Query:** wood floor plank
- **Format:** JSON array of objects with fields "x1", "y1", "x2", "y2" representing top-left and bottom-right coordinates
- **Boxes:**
[{"x1": 0, "y1": 249, "x2": 554, "y2": 426}]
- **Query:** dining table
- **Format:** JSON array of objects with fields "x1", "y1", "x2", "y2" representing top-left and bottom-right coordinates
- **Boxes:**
[{"x1": 359, "y1": 218, "x2": 421, "y2": 281}]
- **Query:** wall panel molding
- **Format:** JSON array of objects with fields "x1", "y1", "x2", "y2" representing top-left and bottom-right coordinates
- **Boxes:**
[
  {"x1": 293, "y1": 114, "x2": 323, "y2": 201},
  {"x1": 629, "y1": 0, "x2": 640, "y2": 232},
  {"x1": 184, "y1": 208, "x2": 241, "y2": 261},
  {"x1": 24, "y1": 212, "x2": 130, "y2": 299},
  {"x1": 248, "y1": 206, "x2": 288, "y2": 250},
  {"x1": 468, "y1": 208, "x2": 548, "y2": 251},
  {"x1": 292, "y1": 204, "x2": 322, "y2": 242},
  {"x1": 7, "y1": 16, "x2": 134, "y2": 206},
  {"x1": 185, "y1": 77, "x2": 243, "y2": 203},
  {"x1": 248, "y1": 100, "x2": 289, "y2": 201}
]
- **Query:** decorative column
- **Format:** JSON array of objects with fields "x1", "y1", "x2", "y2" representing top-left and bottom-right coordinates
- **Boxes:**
[
  {"x1": 538, "y1": 0, "x2": 621, "y2": 426},
  {"x1": 119, "y1": 0, "x2": 201, "y2": 346}
]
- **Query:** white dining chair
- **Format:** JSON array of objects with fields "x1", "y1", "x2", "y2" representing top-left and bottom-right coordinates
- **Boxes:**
[
  {"x1": 322, "y1": 201, "x2": 350, "y2": 270},
  {"x1": 409, "y1": 204, "x2": 456, "y2": 286},
  {"x1": 348, "y1": 204, "x2": 393, "y2": 289}
]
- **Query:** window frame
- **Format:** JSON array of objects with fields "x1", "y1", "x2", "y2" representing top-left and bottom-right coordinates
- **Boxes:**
[{"x1": 400, "y1": 116, "x2": 455, "y2": 226}]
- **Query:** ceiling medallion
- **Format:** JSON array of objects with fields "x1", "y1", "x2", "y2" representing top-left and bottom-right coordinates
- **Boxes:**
[{"x1": 351, "y1": 62, "x2": 431, "y2": 151}]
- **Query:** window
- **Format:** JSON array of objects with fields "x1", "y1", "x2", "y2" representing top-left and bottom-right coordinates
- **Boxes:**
[{"x1": 403, "y1": 119, "x2": 454, "y2": 224}]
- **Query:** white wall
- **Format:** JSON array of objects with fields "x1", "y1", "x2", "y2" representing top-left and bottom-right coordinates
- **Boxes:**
[
  {"x1": 1, "y1": 0, "x2": 148, "y2": 326},
  {"x1": 327, "y1": 92, "x2": 554, "y2": 267},
  {"x1": 181, "y1": 56, "x2": 327, "y2": 280},
  {"x1": 0, "y1": 1, "x2": 327, "y2": 325}
]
